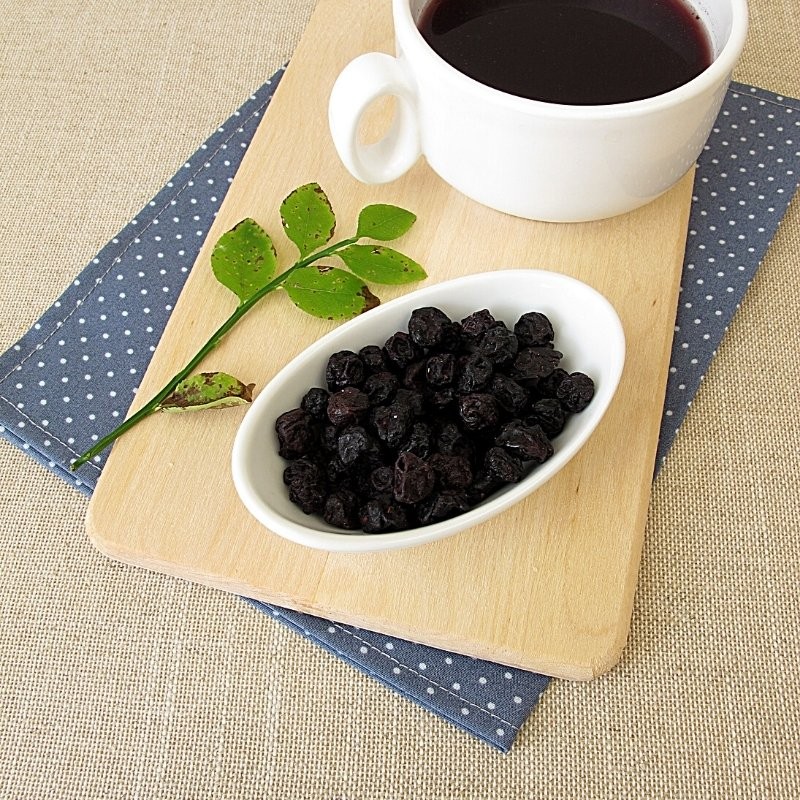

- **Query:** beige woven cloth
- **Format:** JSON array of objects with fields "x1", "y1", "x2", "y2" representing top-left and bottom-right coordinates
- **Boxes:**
[{"x1": 1, "y1": 1, "x2": 798, "y2": 797}]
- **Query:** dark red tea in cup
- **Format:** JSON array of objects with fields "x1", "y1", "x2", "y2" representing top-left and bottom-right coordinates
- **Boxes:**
[{"x1": 417, "y1": 0, "x2": 714, "y2": 105}]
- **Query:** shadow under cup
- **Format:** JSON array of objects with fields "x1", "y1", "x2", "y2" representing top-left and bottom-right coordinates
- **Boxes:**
[{"x1": 328, "y1": 0, "x2": 748, "y2": 221}]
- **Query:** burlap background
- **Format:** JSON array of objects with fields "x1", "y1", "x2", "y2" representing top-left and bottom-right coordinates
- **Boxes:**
[{"x1": 1, "y1": 1, "x2": 798, "y2": 797}]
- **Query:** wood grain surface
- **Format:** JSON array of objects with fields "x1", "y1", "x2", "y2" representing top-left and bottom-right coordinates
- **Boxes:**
[{"x1": 86, "y1": 0, "x2": 692, "y2": 679}]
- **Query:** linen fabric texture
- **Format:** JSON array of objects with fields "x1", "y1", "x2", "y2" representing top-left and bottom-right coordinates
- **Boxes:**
[{"x1": 0, "y1": 69, "x2": 797, "y2": 751}]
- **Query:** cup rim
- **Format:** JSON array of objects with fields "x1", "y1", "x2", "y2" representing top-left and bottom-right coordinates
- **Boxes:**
[{"x1": 397, "y1": 0, "x2": 749, "y2": 118}]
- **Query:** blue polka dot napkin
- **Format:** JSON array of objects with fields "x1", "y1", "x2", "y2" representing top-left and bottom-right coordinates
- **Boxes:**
[
  {"x1": 0, "y1": 70, "x2": 798, "y2": 751},
  {"x1": 656, "y1": 84, "x2": 800, "y2": 465}
]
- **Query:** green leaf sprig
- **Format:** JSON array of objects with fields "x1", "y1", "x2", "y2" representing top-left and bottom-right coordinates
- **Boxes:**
[{"x1": 71, "y1": 183, "x2": 424, "y2": 470}]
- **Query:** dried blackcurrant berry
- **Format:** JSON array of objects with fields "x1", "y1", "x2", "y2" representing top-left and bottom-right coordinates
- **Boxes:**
[
  {"x1": 322, "y1": 489, "x2": 360, "y2": 529},
  {"x1": 458, "y1": 393, "x2": 500, "y2": 431},
  {"x1": 359, "y1": 500, "x2": 386, "y2": 533},
  {"x1": 456, "y1": 353, "x2": 494, "y2": 393},
  {"x1": 556, "y1": 372, "x2": 595, "y2": 412},
  {"x1": 382, "y1": 500, "x2": 409, "y2": 531},
  {"x1": 393, "y1": 451, "x2": 436, "y2": 505},
  {"x1": 484, "y1": 446, "x2": 525, "y2": 483},
  {"x1": 427, "y1": 387, "x2": 455, "y2": 410},
  {"x1": 353, "y1": 444, "x2": 384, "y2": 474},
  {"x1": 434, "y1": 321, "x2": 463, "y2": 354},
  {"x1": 288, "y1": 477, "x2": 327, "y2": 515},
  {"x1": 363, "y1": 371, "x2": 398, "y2": 407},
  {"x1": 435, "y1": 422, "x2": 473, "y2": 460},
  {"x1": 393, "y1": 388, "x2": 425, "y2": 417},
  {"x1": 325, "y1": 456, "x2": 351, "y2": 488},
  {"x1": 358, "y1": 344, "x2": 389, "y2": 374},
  {"x1": 399, "y1": 422, "x2": 433, "y2": 459},
  {"x1": 336, "y1": 425, "x2": 372, "y2": 465},
  {"x1": 326, "y1": 387, "x2": 370, "y2": 426},
  {"x1": 467, "y1": 469, "x2": 503, "y2": 504},
  {"x1": 460, "y1": 309, "x2": 496, "y2": 342},
  {"x1": 383, "y1": 331, "x2": 420, "y2": 371},
  {"x1": 476, "y1": 325, "x2": 518, "y2": 365},
  {"x1": 429, "y1": 453, "x2": 473, "y2": 490},
  {"x1": 325, "y1": 350, "x2": 365, "y2": 391},
  {"x1": 371, "y1": 402, "x2": 413, "y2": 448},
  {"x1": 513, "y1": 346, "x2": 563, "y2": 385},
  {"x1": 282, "y1": 456, "x2": 324, "y2": 486},
  {"x1": 526, "y1": 398, "x2": 566, "y2": 438},
  {"x1": 369, "y1": 465, "x2": 394, "y2": 496},
  {"x1": 408, "y1": 306, "x2": 453, "y2": 348},
  {"x1": 320, "y1": 424, "x2": 339, "y2": 453},
  {"x1": 275, "y1": 408, "x2": 318, "y2": 459},
  {"x1": 536, "y1": 367, "x2": 569, "y2": 399},
  {"x1": 402, "y1": 359, "x2": 427, "y2": 390},
  {"x1": 514, "y1": 311, "x2": 554, "y2": 347},
  {"x1": 359, "y1": 497, "x2": 408, "y2": 533},
  {"x1": 417, "y1": 490, "x2": 470, "y2": 525},
  {"x1": 495, "y1": 421, "x2": 554, "y2": 464},
  {"x1": 490, "y1": 374, "x2": 529, "y2": 415},
  {"x1": 300, "y1": 387, "x2": 329, "y2": 419},
  {"x1": 425, "y1": 353, "x2": 456, "y2": 387}
]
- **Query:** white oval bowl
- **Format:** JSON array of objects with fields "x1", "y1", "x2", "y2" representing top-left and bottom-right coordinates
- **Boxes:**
[{"x1": 231, "y1": 270, "x2": 625, "y2": 553}]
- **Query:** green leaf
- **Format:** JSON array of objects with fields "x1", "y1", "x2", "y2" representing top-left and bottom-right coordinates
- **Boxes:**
[
  {"x1": 280, "y1": 182, "x2": 336, "y2": 258},
  {"x1": 158, "y1": 372, "x2": 255, "y2": 413},
  {"x1": 356, "y1": 204, "x2": 416, "y2": 241},
  {"x1": 336, "y1": 244, "x2": 427, "y2": 285},
  {"x1": 211, "y1": 218, "x2": 277, "y2": 303},
  {"x1": 283, "y1": 266, "x2": 380, "y2": 320}
]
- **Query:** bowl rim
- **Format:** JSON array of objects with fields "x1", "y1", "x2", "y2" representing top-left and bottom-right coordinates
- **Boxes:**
[{"x1": 231, "y1": 269, "x2": 626, "y2": 553}]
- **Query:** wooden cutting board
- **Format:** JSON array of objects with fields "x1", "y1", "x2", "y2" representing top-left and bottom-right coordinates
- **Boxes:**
[{"x1": 86, "y1": 0, "x2": 692, "y2": 680}]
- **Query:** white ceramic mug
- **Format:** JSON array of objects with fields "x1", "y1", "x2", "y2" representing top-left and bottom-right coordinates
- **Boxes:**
[{"x1": 329, "y1": 0, "x2": 748, "y2": 222}]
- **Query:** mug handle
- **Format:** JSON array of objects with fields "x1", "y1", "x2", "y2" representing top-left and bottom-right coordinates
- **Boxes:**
[{"x1": 328, "y1": 52, "x2": 421, "y2": 184}]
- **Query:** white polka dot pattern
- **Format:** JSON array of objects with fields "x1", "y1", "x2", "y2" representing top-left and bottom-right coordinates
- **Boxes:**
[
  {"x1": 0, "y1": 74, "x2": 798, "y2": 752},
  {"x1": 657, "y1": 84, "x2": 800, "y2": 466},
  {"x1": 250, "y1": 600, "x2": 548, "y2": 748}
]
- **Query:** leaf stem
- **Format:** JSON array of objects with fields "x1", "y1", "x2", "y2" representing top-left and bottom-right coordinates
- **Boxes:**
[{"x1": 71, "y1": 235, "x2": 359, "y2": 470}]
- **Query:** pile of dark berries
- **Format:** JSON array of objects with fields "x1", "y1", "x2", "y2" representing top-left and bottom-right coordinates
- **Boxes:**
[{"x1": 274, "y1": 306, "x2": 595, "y2": 533}]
